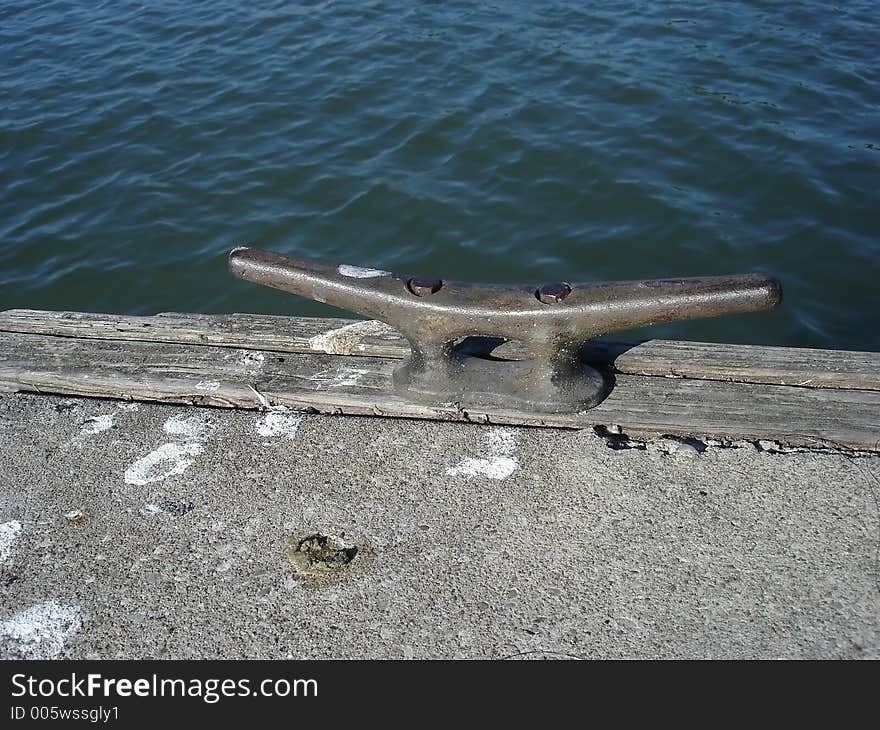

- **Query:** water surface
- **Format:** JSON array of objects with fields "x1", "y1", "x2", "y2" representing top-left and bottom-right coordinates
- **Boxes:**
[{"x1": 2, "y1": 1, "x2": 878, "y2": 349}]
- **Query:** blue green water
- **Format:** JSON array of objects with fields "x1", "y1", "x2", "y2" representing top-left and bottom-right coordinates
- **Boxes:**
[{"x1": 2, "y1": 1, "x2": 878, "y2": 349}]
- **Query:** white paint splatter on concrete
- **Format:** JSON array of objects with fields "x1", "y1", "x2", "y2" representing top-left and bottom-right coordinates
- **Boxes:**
[
  {"x1": 337, "y1": 264, "x2": 390, "y2": 279},
  {"x1": 80, "y1": 414, "x2": 114, "y2": 435},
  {"x1": 446, "y1": 455, "x2": 518, "y2": 480},
  {"x1": 124, "y1": 443, "x2": 204, "y2": 486},
  {"x1": 194, "y1": 380, "x2": 221, "y2": 391},
  {"x1": 308, "y1": 319, "x2": 396, "y2": 355},
  {"x1": 0, "y1": 601, "x2": 82, "y2": 659},
  {"x1": 0, "y1": 520, "x2": 22, "y2": 564},
  {"x1": 446, "y1": 427, "x2": 519, "y2": 480},
  {"x1": 116, "y1": 402, "x2": 140, "y2": 411},
  {"x1": 257, "y1": 412, "x2": 302, "y2": 439},
  {"x1": 163, "y1": 414, "x2": 209, "y2": 439}
]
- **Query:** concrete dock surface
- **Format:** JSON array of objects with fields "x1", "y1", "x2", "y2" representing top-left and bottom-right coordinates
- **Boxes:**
[{"x1": 1, "y1": 392, "x2": 877, "y2": 659}]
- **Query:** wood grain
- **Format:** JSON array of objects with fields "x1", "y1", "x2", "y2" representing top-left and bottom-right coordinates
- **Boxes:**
[
  {"x1": 1, "y1": 330, "x2": 877, "y2": 450},
  {"x1": 1, "y1": 308, "x2": 877, "y2": 390}
]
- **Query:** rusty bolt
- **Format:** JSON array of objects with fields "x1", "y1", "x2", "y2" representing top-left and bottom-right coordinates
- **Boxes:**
[
  {"x1": 407, "y1": 277, "x2": 443, "y2": 297},
  {"x1": 536, "y1": 282, "x2": 571, "y2": 304}
]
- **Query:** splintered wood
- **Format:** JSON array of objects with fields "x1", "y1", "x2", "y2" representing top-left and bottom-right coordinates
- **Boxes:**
[{"x1": 1, "y1": 309, "x2": 878, "y2": 451}]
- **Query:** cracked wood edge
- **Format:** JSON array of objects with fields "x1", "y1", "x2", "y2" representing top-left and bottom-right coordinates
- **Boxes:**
[
  {"x1": 1, "y1": 309, "x2": 878, "y2": 391},
  {"x1": 0, "y1": 330, "x2": 877, "y2": 451}
]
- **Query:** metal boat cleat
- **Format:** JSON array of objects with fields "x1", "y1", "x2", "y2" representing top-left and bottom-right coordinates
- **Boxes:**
[{"x1": 228, "y1": 247, "x2": 782, "y2": 413}]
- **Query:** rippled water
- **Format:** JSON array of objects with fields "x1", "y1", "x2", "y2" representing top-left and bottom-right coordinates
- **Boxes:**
[{"x1": 2, "y1": 1, "x2": 878, "y2": 349}]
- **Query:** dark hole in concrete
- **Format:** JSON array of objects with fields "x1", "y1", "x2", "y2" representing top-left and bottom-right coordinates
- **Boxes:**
[
  {"x1": 672, "y1": 436, "x2": 708, "y2": 454},
  {"x1": 593, "y1": 425, "x2": 646, "y2": 450},
  {"x1": 287, "y1": 532, "x2": 358, "y2": 574}
]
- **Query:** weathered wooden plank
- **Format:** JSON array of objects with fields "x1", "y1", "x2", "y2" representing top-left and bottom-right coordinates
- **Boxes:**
[
  {"x1": 0, "y1": 308, "x2": 406, "y2": 358},
  {"x1": 0, "y1": 331, "x2": 877, "y2": 451},
  {"x1": 579, "y1": 340, "x2": 880, "y2": 390},
  {"x1": 1, "y1": 308, "x2": 878, "y2": 391}
]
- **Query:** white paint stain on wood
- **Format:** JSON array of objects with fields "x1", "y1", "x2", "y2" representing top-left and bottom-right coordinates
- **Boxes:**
[
  {"x1": 308, "y1": 319, "x2": 395, "y2": 355},
  {"x1": 303, "y1": 365, "x2": 371, "y2": 388},
  {"x1": 330, "y1": 366, "x2": 370, "y2": 387},
  {"x1": 194, "y1": 380, "x2": 221, "y2": 391},
  {"x1": 241, "y1": 351, "x2": 265, "y2": 372},
  {"x1": 80, "y1": 414, "x2": 114, "y2": 435},
  {"x1": 0, "y1": 520, "x2": 23, "y2": 564},
  {"x1": 257, "y1": 412, "x2": 302, "y2": 439},
  {"x1": 0, "y1": 601, "x2": 82, "y2": 659},
  {"x1": 337, "y1": 264, "x2": 390, "y2": 278},
  {"x1": 124, "y1": 442, "x2": 204, "y2": 485},
  {"x1": 446, "y1": 427, "x2": 519, "y2": 480}
]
